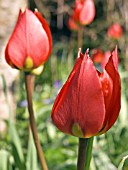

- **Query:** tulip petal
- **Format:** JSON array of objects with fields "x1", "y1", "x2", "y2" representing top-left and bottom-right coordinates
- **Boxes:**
[
  {"x1": 6, "y1": 9, "x2": 49, "y2": 69},
  {"x1": 80, "y1": 0, "x2": 95, "y2": 25},
  {"x1": 73, "y1": 1, "x2": 83, "y2": 22},
  {"x1": 111, "y1": 46, "x2": 118, "y2": 70},
  {"x1": 5, "y1": 10, "x2": 23, "y2": 68},
  {"x1": 5, "y1": 44, "x2": 13, "y2": 67},
  {"x1": 101, "y1": 51, "x2": 111, "y2": 69},
  {"x1": 34, "y1": 10, "x2": 52, "y2": 61},
  {"x1": 98, "y1": 52, "x2": 121, "y2": 134},
  {"x1": 98, "y1": 69, "x2": 113, "y2": 126},
  {"x1": 52, "y1": 50, "x2": 105, "y2": 138}
]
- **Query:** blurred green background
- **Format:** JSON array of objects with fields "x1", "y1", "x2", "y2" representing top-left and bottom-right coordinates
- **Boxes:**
[{"x1": 0, "y1": 0, "x2": 128, "y2": 170}]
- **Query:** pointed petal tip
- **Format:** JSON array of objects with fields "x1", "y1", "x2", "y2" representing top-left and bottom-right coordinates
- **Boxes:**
[
  {"x1": 34, "y1": 8, "x2": 38, "y2": 12},
  {"x1": 20, "y1": 7, "x2": 27, "y2": 13},
  {"x1": 86, "y1": 48, "x2": 89, "y2": 56},
  {"x1": 112, "y1": 46, "x2": 118, "y2": 70},
  {"x1": 104, "y1": 46, "x2": 118, "y2": 71},
  {"x1": 84, "y1": 48, "x2": 89, "y2": 58},
  {"x1": 78, "y1": 48, "x2": 81, "y2": 53},
  {"x1": 77, "y1": 48, "x2": 82, "y2": 58}
]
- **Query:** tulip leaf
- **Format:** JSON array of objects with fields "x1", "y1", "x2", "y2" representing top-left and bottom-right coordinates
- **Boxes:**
[
  {"x1": 26, "y1": 131, "x2": 38, "y2": 170},
  {"x1": 1, "y1": 74, "x2": 25, "y2": 169},
  {"x1": 118, "y1": 155, "x2": 128, "y2": 170},
  {"x1": 10, "y1": 126, "x2": 25, "y2": 169},
  {"x1": 0, "y1": 150, "x2": 10, "y2": 170}
]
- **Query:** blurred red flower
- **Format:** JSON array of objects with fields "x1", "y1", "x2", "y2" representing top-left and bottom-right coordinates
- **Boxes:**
[
  {"x1": 68, "y1": 16, "x2": 80, "y2": 31},
  {"x1": 52, "y1": 47, "x2": 121, "y2": 138},
  {"x1": 91, "y1": 49, "x2": 104, "y2": 63},
  {"x1": 72, "y1": 0, "x2": 95, "y2": 26},
  {"x1": 91, "y1": 48, "x2": 118, "y2": 69},
  {"x1": 91, "y1": 49, "x2": 113, "y2": 68},
  {"x1": 5, "y1": 8, "x2": 52, "y2": 71},
  {"x1": 107, "y1": 23, "x2": 122, "y2": 39}
]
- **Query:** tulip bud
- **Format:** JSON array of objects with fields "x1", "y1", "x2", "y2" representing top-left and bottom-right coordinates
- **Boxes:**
[
  {"x1": 5, "y1": 8, "x2": 52, "y2": 72},
  {"x1": 72, "y1": 0, "x2": 95, "y2": 26}
]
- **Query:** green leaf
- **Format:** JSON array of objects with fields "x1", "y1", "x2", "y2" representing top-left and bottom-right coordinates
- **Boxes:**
[
  {"x1": 118, "y1": 155, "x2": 128, "y2": 170},
  {"x1": 1, "y1": 74, "x2": 25, "y2": 169},
  {"x1": 0, "y1": 150, "x2": 9, "y2": 170},
  {"x1": 0, "y1": 150, "x2": 13, "y2": 170},
  {"x1": 26, "y1": 131, "x2": 38, "y2": 170}
]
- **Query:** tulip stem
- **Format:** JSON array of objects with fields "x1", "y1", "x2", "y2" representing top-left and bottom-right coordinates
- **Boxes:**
[
  {"x1": 25, "y1": 73, "x2": 48, "y2": 170},
  {"x1": 78, "y1": 25, "x2": 84, "y2": 49},
  {"x1": 77, "y1": 137, "x2": 94, "y2": 170}
]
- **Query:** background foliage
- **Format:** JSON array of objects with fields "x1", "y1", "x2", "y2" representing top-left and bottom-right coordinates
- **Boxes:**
[{"x1": 0, "y1": 0, "x2": 128, "y2": 170}]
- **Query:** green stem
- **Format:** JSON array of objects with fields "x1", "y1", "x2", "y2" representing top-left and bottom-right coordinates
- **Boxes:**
[
  {"x1": 85, "y1": 137, "x2": 94, "y2": 170},
  {"x1": 77, "y1": 138, "x2": 88, "y2": 170},
  {"x1": 77, "y1": 137, "x2": 94, "y2": 170},
  {"x1": 25, "y1": 73, "x2": 48, "y2": 170}
]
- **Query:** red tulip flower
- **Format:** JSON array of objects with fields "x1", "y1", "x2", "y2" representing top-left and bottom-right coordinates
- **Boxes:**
[
  {"x1": 107, "y1": 23, "x2": 122, "y2": 39},
  {"x1": 51, "y1": 47, "x2": 121, "y2": 138},
  {"x1": 5, "y1": 8, "x2": 52, "y2": 71},
  {"x1": 72, "y1": 0, "x2": 95, "y2": 26}
]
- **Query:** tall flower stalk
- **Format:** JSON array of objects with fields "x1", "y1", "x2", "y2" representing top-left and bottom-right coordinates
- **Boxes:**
[
  {"x1": 25, "y1": 74, "x2": 48, "y2": 170},
  {"x1": 77, "y1": 138, "x2": 89, "y2": 170},
  {"x1": 5, "y1": 8, "x2": 52, "y2": 170},
  {"x1": 77, "y1": 137, "x2": 94, "y2": 170},
  {"x1": 68, "y1": 0, "x2": 96, "y2": 49},
  {"x1": 78, "y1": 25, "x2": 84, "y2": 49}
]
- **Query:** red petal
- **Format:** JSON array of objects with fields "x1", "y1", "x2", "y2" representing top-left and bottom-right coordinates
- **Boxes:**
[
  {"x1": 6, "y1": 9, "x2": 49, "y2": 69},
  {"x1": 5, "y1": 10, "x2": 23, "y2": 68},
  {"x1": 101, "y1": 47, "x2": 118, "y2": 69},
  {"x1": 5, "y1": 44, "x2": 11, "y2": 66},
  {"x1": 51, "y1": 50, "x2": 83, "y2": 135},
  {"x1": 73, "y1": 1, "x2": 83, "y2": 22},
  {"x1": 99, "y1": 70, "x2": 113, "y2": 126},
  {"x1": 80, "y1": 0, "x2": 95, "y2": 25},
  {"x1": 52, "y1": 50, "x2": 105, "y2": 138},
  {"x1": 99, "y1": 54, "x2": 121, "y2": 133},
  {"x1": 101, "y1": 51, "x2": 111, "y2": 68},
  {"x1": 34, "y1": 10, "x2": 52, "y2": 62},
  {"x1": 111, "y1": 46, "x2": 118, "y2": 70}
]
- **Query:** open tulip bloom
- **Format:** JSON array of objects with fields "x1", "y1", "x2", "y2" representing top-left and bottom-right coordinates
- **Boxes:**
[
  {"x1": 5, "y1": 8, "x2": 52, "y2": 72},
  {"x1": 52, "y1": 47, "x2": 121, "y2": 138}
]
